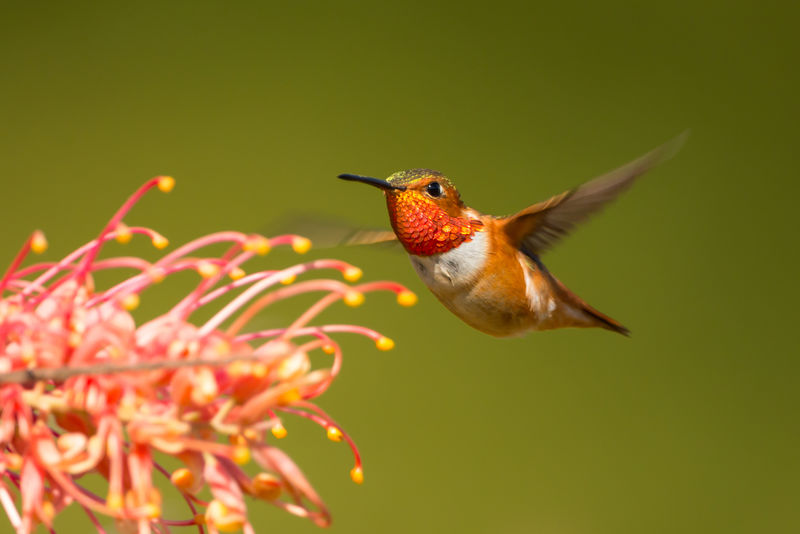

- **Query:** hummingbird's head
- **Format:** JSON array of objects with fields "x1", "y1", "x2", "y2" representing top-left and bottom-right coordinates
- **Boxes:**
[{"x1": 338, "y1": 169, "x2": 482, "y2": 256}]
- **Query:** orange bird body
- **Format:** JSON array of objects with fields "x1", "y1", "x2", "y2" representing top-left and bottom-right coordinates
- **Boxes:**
[{"x1": 339, "y1": 134, "x2": 685, "y2": 337}]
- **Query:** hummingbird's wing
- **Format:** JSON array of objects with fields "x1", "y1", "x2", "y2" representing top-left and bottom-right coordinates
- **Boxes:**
[
  {"x1": 340, "y1": 228, "x2": 398, "y2": 246},
  {"x1": 502, "y1": 131, "x2": 688, "y2": 255},
  {"x1": 266, "y1": 213, "x2": 398, "y2": 249}
]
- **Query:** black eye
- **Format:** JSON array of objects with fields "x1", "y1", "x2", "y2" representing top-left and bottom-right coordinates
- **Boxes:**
[{"x1": 426, "y1": 181, "x2": 442, "y2": 197}]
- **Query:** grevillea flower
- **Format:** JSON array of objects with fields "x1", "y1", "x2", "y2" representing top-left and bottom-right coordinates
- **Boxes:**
[{"x1": 0, "y1": 177, "x2": 417, "y2": 534}]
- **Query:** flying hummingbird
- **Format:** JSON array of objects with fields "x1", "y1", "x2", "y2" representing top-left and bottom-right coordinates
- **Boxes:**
[{"x1": 337, "y1": 134, "x2": 686, "y2": 337}]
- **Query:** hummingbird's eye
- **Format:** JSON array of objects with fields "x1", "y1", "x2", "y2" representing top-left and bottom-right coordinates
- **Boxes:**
[{"x1": 425, "y1": 181, "x2": 443, "y2": 198}]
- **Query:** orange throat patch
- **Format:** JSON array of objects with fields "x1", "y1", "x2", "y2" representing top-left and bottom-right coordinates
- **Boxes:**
[{"x1": 385, "y1": 193, "x2": 483, "y2": 256}]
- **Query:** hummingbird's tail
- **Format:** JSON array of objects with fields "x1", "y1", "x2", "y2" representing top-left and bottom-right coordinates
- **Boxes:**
[
  {"x1": 574, "y1": 298, "x2": 631, "y2": 336},
  {"x1": 552, "y1": 276, "x2": 631, "y2": 336},
  {"x1": 528, "y1": 254, "x2": 631, "y2": 336}
]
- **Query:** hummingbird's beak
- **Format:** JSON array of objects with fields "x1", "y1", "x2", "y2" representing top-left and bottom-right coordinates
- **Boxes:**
[{"x1": 337, "y1": 173, "x2": 407, "y2": 191}]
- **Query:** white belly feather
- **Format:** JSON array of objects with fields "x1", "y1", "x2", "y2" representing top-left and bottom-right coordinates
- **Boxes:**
[
  {"x1": 409, "y1": 230, "x2": 489, "y2": 290},
  {"x1": 408, "y1": 230, "x2": 572, "y2": 336}
]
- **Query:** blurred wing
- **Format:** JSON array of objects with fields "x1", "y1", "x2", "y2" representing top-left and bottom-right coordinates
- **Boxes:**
[
  {"x1": 266, "y1": 213, "x2": 398, "y2": 249},
  {"x1": 340, "y1": 228, "x2": 398, "y2": 246},
  {"x1": 503, "y1": 131, "x2": 688, "y2": 255}
]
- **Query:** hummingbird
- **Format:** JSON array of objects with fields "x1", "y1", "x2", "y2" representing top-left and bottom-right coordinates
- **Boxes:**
[{"x1": 337, "y1": 134, "x2": 685, "y2": 337}]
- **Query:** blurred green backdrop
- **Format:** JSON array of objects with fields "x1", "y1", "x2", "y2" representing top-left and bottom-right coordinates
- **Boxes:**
[{"x1": 1, "y1": 2, "x2": 797, "y2": 533}]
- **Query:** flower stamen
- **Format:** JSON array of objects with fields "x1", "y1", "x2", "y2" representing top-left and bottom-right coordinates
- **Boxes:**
[{"x1": 0, "y1": 177, "x2": 413, "y2": 532}]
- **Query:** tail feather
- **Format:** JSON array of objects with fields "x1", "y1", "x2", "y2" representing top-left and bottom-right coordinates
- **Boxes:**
[
  {"x1": 542, "y1": 262, "x2": 630, "y2": 335},
  {"x1": 555, "y1": 278, "x2": 630, "y2": 336},
  {"x1": 578, "y1": 301, "x2": 630, "y2": 336},
  {"x1": 524, "y1": 251, "x2": 631, "y2": 336}
]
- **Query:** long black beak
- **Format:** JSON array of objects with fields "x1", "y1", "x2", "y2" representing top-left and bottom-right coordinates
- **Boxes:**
[{"x1": 337, "y1": 173, "x2": 406, "y2": 191}]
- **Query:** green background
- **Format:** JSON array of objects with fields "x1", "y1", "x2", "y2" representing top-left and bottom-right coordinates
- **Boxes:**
[{"x1": 1, "y1": 2, "x2": 797, "y2": 533}]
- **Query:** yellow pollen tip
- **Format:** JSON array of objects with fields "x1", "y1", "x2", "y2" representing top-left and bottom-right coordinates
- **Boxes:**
[
  {"x1": 31, "y1": 231, "x2": 48, "y2": 254},
  {"x1": 322, "y1": 344, "x2": 336, "y2": 355},
  {"x1": 226, "y1": 360, "x2": 248, "y2": 377},
  {"x1": 229, "y1": 434, "x2": 247, "y2": 446},
  {"x1": 68, "y1": 331, "x2": 82, "y2": 348},
  {"x1": 291, "y1": 236, "x2": 312, "y2": 254},
  {"x1": 327, "y1": 426, "x2": 343, "y2": 442},
  {"x1": 206, "y1": 500, "x2": 242, "y2": 533},
  {"x1": 343, "y1": 290, "x2": 364, "y2": 307},
  {"x1": 231, "y1": 445, "x2": 251, "y2": 465},
  {"x1": 216, "y1": 521, "x2": 243, "y2": 533},
  {"x1": 21, "y1": 347, "x2": 36, "y2": 365},
  {"x1": 271, "y1": 423, "x2": 287, "y2": 439},
  {"x1": 152, "y1": 235, "x2": 169, "y2": 249},
  {"x1": 244, "y1": 236, "x2": 271, "y2": 255},
  {"x1": 41, "y1": 500, "x2": 55, "y2": 521},
  {"x1": 280, "y1": 273, "x2": 296, "y2": 285},
  {"x1": 157, "y1": 176, "x2": 175, "y2": 193},
  {"x1": 144, "y1": 502, "x2": 161, "y2": 519},
  {"x1": 215, "y1": 339, "x2": 230, "y2": 355},
  {"x1": 6, "y1": 453, "x2": 22, "y2": 471},
  {"x1": 229, "y1": 267, "x2": 246, "y2": 280},
  {"x1": 350, "y1": 466, "x2": 364, "y2": 485},
  {"x1": 115, "y1": 223, "x2": 132, "y2": 244},
  {"x1": 252, "y1": 473, "x2": 282, "y2": 500},
  {"x1": 121, "y1": 293, "x2": 140, "y2": 311},
  {"x1": 170, "y1": 467, "x2": 195, "y2": 490},
  {"x1": 326, "y1": 425, "x2": 343, "y2": 443},
  {"x1": 396, "y1": 290, "x2": 418, "y2": 307},
  {"x1": 278, "y1": 388, "x2": 301, "y2": 404},
  {"x1": 197, "y1": 261, "x2": 220, "y2": 279},
  {"x1": 252, "y1": 362, "x2": 269, "y2": 378},
  {"x1": 343, "y1": 266, "x2": 363, "y2": 282},
  {"x1": 106, "y1": 492, "x2": 124, "y2": 510},
  {"x1": 375, "y1": 336, "x2": 395, "y2": 351}
]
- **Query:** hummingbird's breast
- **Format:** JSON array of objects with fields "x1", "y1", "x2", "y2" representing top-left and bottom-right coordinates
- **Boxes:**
[
  {"x1": 409, "y1": 226, "x2": 491, "y2": 289},
  {"x1": 409, "y1": 218, "x2": 558, "y2": 337}
]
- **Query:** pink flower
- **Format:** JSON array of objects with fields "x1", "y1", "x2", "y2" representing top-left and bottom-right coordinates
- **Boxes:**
[{"x1": 0, "y1": 177, "x2": 416, "y2": 533}]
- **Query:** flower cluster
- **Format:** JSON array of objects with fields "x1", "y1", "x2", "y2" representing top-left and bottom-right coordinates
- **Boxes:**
[{"x1": 0, "y1": 177, "x2": 416, "y2": 534}]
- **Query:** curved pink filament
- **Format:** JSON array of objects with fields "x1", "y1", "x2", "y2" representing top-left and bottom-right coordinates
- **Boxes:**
[{"x1": 73, "y1": 178, "x2": 169, "y2": 284}]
